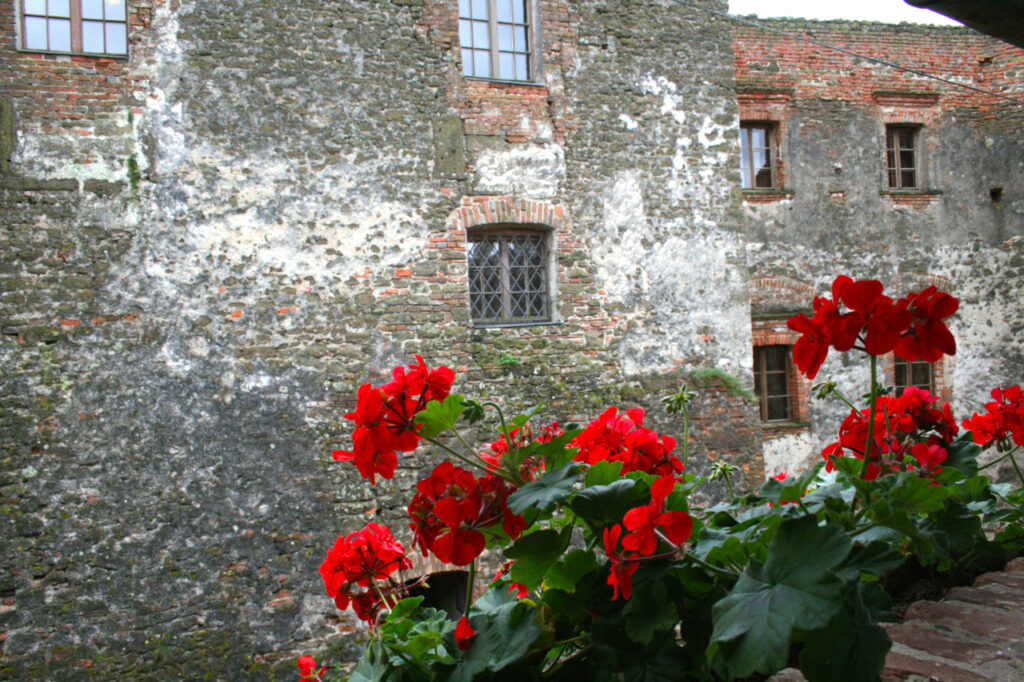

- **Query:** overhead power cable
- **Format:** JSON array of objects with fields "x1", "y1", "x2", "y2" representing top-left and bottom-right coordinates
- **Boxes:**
[{"x1": 671, "y1": 0, "x2": 1024, "y2": 107}]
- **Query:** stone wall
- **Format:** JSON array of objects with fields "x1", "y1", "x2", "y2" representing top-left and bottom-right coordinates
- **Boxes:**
[
  {"x1": 0, "y1": 0, "x2": 756, "y2": 677},
  {"x1": 734, "y1": 19, "x2": 1024, "y2": 474}
]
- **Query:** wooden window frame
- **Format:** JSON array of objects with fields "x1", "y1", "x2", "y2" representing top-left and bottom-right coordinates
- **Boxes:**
[
  {"x1": 753, "y1": 344, "x2": 792, "y2": 423},
  {"x1": 459, "y1": 0, "x2": 538, "y2": 82},
  {"x1": 739, "y1": 122, "x2": 777, "y2": 189},
  {"x1": 467, "y1": 227, "x2": 552, "y2": 327},
  {"x1": 886, "y1": 124, "x2": 920, "y2": 190},
  {"x1": 20, "y1": 0, "x2": 128, "y2": 56}
]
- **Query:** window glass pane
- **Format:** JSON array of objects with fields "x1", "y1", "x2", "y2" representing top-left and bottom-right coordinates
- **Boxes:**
[
  {"x1": 766, "y1": 373, "x2": 787, "y2": 395},
  {"x1": 49, "y1": 18, "x2": 71, "y2": 51},
  {"x1": 514, "y1": 25, "x2": 527, "y2": 52},
  {"x1": 902, "y1": 170, "x2": 916, "y2": 188},
  {"x1": 750, "y1": 127, "x2": 766, "y2": 147},
  {"x1": 753, "y1": 148, "x2": 768, "y2": 171},
  {"x1": 472, "y1": 20, "x2": 489, "y2": 48},
  {"x1": 513, "y1": 0, "x2": 526, "y2": 23},
  {"x1": 82, "y1": 20, "x2": 105, "y2": 52},
  {"x1": 105, "y1": 0, "x2": 127, "y2": 21},
  {"x1": 24, "y1": 0, "x2": 47, "y2": 15},
  {"x1": 499, "y1": 52, "x2": 514, "y2": 79},
  {"x1": 894, "y1": 362, "x2": 908, "y2": 389},
  {"x1": 497, "y1": 0, "x2": 512, "y2": 22},
  {"x1": 912, "y1": 363, "x2": 931, "y2": 388},
  {"x1": 105, "y1": 22, "x2": 127, "y2": 54},
  {"x1": 472, "y1": 0, "x2": 488, "y2": 19},
  {"x1": 459, "y1": 19, "x2": 472, "y2": 48},
  {"x1": 24, "y1": 15, "x2": 48, "y2": 48},
  {"x1": 461, "y1": 48, "x2": 474, "y2": 76},
  {"x1": 49, "y1": 0, "x2": 70, "y2": 17},
  {"x1": 474, "y1": 50, "x2": 490, "y2": 78},
  {"x1": 459, "y1": 0, "x2": 471, "y2": 18},
  {"x1": 82, "y1": 0, "x2": 104, "y2": 19},
  {"x1": 515, "y1": 54, "x2": 528, "y2": 79},
  {"x1": 899, "y1": 150, "x2": 915, "y2": 169},
  {"x1": 498, "y1": 24, "x2": 513, "y2": 51},
  {"x1": 767, "y1": 397, "x2": 788, "y2": 421}
]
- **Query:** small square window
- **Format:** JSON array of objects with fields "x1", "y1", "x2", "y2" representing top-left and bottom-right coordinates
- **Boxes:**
[
  {"x1": 467, "y1": 229, "x2": 550, "y2": 325},
  {"x1": 459, "y1": 0, "x2": 533, "y2": 81},
  {"x1": 886, "y1": 124, "x2": 919, "y2": 189},
  {"x1": 894, "y1": 357, "x2": 933, "y2": 395},
  {"x1": 20, "y1": 0, "x2": 128, "y2": 56},
  {"x1": 754, "y1": 345, "x2": 792, "y2": 422},
  {"x1": 740, "y1": 122, "x2": 777, "y2": 189}
]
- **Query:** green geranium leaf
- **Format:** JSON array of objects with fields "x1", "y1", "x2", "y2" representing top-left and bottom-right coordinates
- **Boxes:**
[
  {"x1": 450, "y1": 588, "x2": 543, "y2": 682},
  {"x1": 585, "y1": 459, "x2": 625, "y2": 487},
  {"x1": 507, "y1": 461, "x2": 581, "y2": 514},
  {"x1": 508, "y1": 403, "x2": 545, "y2": 431},
  {"x1": 387, "y1": 596, "x2": 425, "y2": 622},
  {"x1": 921, "y1": 501, "x2": 984, "y2": 555},
  {"x1": 797, "y1": 586, "x2": 891, "y2": 682},
  {"x1": 415, "y1": 394, "x2": 465, "y2": 438},
  {"x1": 623, "y1": 580, "x2": 679, "y2": 645},
  {"x1": 709, "y1": 516, "x2": 852, "y2": 679},
  {"x1": 507, "y1": 528, "x2": 568, "y2": 590},
  {"x1": 569, "y1": 479, "x2": 650, "y2": 528},
  {"x1": 759, "y1": 463, "x2": 824, "y2": 504},
  {"x1": 835, "y1": 541, "x2": 903, "y2": 583},
  {"x1": 943, "y1": 432, "x2": 981, "y2": 477},
  {"x1": 544, "y1": 549, "x2": 601, "y2": 593},
  {"x1": 348, "y1": 644, "x2": 390, "y2": 682}
]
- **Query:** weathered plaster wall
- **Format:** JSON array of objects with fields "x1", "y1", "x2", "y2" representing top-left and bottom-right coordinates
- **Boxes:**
[
  {"x1": 736, "y1": 20, "x2": 1024, "y2": 472},
  {"x1": 1, "y1": 0, "x2": 756, "y2": 678}
]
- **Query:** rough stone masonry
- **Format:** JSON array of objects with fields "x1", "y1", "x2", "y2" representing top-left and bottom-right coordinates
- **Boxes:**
[{"x1": 0, "y1": 0, "x2": 1022, "y2": 678}]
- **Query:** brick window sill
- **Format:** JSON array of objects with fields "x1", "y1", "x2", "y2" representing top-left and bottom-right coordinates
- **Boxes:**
[
  {"x1": 743, "y1": 188, "x2": 794, "y2": 203},
  {"x1": 17, "y1": 48, "x2": 128, "y2": 61},
  {"x1": 762, "y1": 421, "x2": 810, "y2": 437},
  {"x1": 880, "y1": 189, "x2": 942, "y2": 197},
  {"x1": 464, "y1": 77, "x2": 547, "y2": 89}
]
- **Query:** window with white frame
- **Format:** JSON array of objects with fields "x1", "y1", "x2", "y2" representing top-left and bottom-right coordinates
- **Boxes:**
[
  {"x1": 467, "y1": 228, "x2": 551, "y2": 325},
  {"x1": 20, "y1": 0, "x2": 128, "y2": 56},
  {"x1": 459, "y1": 0, "x2": 533, "y2": 81}
]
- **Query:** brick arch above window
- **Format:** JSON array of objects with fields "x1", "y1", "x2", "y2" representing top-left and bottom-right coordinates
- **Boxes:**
[
  {"x1": 749, "y1": 276, "x2": 815, "y2": 316},
  {"x1": 447, "y1": 196, "x2": 568, "y2": 233}
]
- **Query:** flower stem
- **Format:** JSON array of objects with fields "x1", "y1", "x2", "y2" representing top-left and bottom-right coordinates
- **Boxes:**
[
  {"x1": 858, "y1": 354, "x2": 879, "y2": 481},
  {"x1": 423, "y1": 435, "x2": 493, "y2": 476},
  {"x1": 464, "y1": 560, "x2": 476, "y2": 616},
  {"x1": 1008, "y1": 450, "x2": 1024, "y2": 487}
]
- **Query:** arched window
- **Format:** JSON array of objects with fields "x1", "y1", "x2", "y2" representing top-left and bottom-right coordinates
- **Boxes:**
[{"x1": 467, "y1": 227, "x2": 551, "y2": 326}]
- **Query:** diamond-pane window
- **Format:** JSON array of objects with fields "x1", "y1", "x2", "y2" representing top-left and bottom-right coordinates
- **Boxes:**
[{"x1": 468, "y1": 230, "x2": 550, "y2": 325}]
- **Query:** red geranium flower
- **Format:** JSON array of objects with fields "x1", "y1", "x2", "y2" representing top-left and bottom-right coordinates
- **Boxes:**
[
  {"x1": 455, "y1": 616, "x2": 477, "y2": 651},
  {"x1": 297, "y1": 655, "x2": 326, "y2": 681},
  {"x1": 407, "y1": 462, "x2": 526, "y2": 566},
  {"x1": 603, "y1": 524, "x2": 639, "y2": 601},
  {"x1": 333, "y1": 356, "x2": 455, "y2": 484},
  {"x1": 572, "y1": 407, "x2": 683, "y2": 476},
  {"x1": 835, "y1": 278, "x2": 912, "y2": 356},
  {"x1": 622, "y1": 476, "x2": 693, "y2": 556},
  {"x1": 319, "y1": 522, "x2": 413, "y2": 624},
  {"x1": 895, "y1": 286, "x2": 958, "y2": 362},
  {"x1": 962, "y1": 385, "x2": 1024, "y2": 447}
]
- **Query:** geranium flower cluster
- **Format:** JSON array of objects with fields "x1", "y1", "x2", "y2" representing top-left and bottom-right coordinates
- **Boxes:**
[
  {"x1": 332, "y1": 356, "x2": 455, "y2": 484},
  {"x1": 788, "y1": 276, "x2": 958, "y2": 379},
  {"x1": 962, "y1": 385, "x2": 1024, "y2": 448},
  {"x1": 572, "y1": 407, "x2": 683, "y2": 476},
  {"x1": 319, "y1": 522, "x2": 413, "y2": 624},
  {"x1": 602, "y1": 476, "x2": 693, "y2": 600},
  {"x1": 408, "y1": 461, "x2": 527, "y2": 566},
  {"x1": 821, "y1": 387, "x2": 958, "y2": 480},
  {"x1": 479, "y1": 420, "x2": 563, "y2": 481}
]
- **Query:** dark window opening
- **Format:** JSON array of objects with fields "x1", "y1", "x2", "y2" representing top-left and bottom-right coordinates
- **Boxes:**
[
  {"x1": 991, "y1": 187, "x2": 1004, "y2": 203},
  {"x1": 754, "y1": 345, "x2": 792, "y2": 422},
  {"x1": 468, "y1": 230, "x2": 550, "y2": 325},
  {"x1": 894, "y1": 358, "x2": 933, "y2": 395}
]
